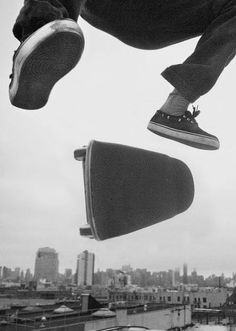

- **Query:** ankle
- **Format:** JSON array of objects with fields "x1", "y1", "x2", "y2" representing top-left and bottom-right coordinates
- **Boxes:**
[{"x1": 160, "y1": 89, "x2": 190, "y2": 116}]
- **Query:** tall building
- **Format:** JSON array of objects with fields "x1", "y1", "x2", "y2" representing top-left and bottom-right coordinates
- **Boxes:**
[
  {"x1": 25, "y1": 268, "x2": 33, "y2": 283},
  {"x1": 2, "y1": 266, "x2": 12, "y2": 280},
  {"x1": 183, "y1": 263, "x2": 188, "y2": 284},
  {"x1": 175, "y1": 268, "x2": 181, "y2": 284},
  {"x1": 65, "y1": 269, "x2": 72, "y2": 279},
  {"x1": 191, "y1": 269, "x2": 198, "y2": 283},
  {"x1": 112, "y1": 270, "x2": 129, "y2": 288},
  {"x1": 171, "y1": 269, "x2": 176, "y2": 287},
  {"x1": 76, "y1": 250, "x2": 95, "y2": 286},
  {"x1": 20, "y1": 270, "x2": 25, "y2": 282},
  {"x1": 34, "y1": 247, "x2": 59, "y2": 282},
  {"x1": 14, "y1": 267, "x2": 21, "y2": 280},
  {"x1": 64, "y1": 269, "x2": 73, "y2": 284}
]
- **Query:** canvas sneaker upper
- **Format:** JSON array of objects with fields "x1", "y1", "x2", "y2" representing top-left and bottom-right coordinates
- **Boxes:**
[{"x1": 147, "y1": 107, "x2": 220, "y2": 150}]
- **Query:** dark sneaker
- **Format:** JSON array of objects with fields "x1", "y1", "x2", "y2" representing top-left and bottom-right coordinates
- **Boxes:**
[
  {"x1": 9, "y1": 19, "x2": 85, "y2": 110},
  {"x1": 147, "y1": 107, "x2": 220, "y2": 150}
]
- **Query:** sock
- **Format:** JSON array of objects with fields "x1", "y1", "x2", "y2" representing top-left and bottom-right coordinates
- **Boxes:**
[{"x1": 160, "y1": 88, "x2": 190, "y2": 116}]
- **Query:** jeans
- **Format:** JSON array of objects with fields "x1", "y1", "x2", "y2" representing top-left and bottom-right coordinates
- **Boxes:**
[{"x1": 13, "y1": 0, "x2": 236, "y2": 102}]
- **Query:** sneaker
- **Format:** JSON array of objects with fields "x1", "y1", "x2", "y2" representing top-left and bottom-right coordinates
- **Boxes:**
[
  {"x1": 9, "y1": 19, "x2": 85, "y2": 110},
  {"x1": 147, "y1": 107, "x2": 220, "y2": 150}
]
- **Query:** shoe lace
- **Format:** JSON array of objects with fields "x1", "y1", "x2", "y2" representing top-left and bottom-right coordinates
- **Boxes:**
[{"x1": 184, "y1": 105, "x2": 200, "y2": 123}]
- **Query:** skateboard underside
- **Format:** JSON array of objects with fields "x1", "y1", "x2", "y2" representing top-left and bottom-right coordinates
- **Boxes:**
[{"x1": 74, "y1": 140, "x2": 194, "y2": 241}]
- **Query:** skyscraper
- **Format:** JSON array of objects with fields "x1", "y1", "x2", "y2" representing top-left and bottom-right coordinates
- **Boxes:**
[
  {"x1": 2, "y1": 266, "x2": 11, "y2": 280},
  {"x1": 25, "y1": 268, "x2": 33, "y2": 283},
  {"x1": 183, "y1": 263, "x2": 188, "y2": 284},
  {"x1": 171, "y1": 269, "x2": 176, "y2": 287},
  {"x1": 20, "y1": 270, "x2": 24, "y2": 282},
  {"x1": 174, "y1": 268, "x2": 181, "y2": 284},
  {"x1": 76, "y1": 250, "x2": 95, "y2": 286},
  {"x1": 14, "y1": 267, "x2": 21, "y2": 280},
  {"x1": 34, "y1": 247, "x2": 59, "y2": 282},
  {"x1": 65, "y1": 269, "x2": 72, "y2": 279}
]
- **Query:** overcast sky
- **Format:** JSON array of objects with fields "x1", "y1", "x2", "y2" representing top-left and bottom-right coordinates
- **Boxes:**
[{"x1": 1, "y1": 2, "x2": 236, "y2": 277}]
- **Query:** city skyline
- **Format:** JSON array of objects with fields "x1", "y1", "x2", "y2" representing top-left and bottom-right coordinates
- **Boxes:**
[
  {"x1": 1, "y1": 261, "x2": 235, "y2": 292},
  {"x1": 0, "y1": 255, "x2": 234, "y2": 280}
]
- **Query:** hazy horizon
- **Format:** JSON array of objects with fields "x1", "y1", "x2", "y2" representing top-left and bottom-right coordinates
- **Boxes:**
[{"x1": 2, "y1": 250, "x2": 234, "y2": 280}]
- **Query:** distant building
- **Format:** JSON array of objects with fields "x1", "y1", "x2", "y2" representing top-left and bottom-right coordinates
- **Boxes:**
[
  {"x1": 14, "y1": 267, "x2": 21, "y2": 280},
  {"x1": 109, "y1": 287, "x2": 231, "y2": 308},
  {"x1": 25, "y1": 268, "x2": 33, "y2": 283},
  {"x1": 109, "y1": 270, "x2": 130, "y2": 289},
  {"x1": 64, "y1": 268, "x2": 73, "y2": 284},
  {"x1": 20, "y1": 270, "x2": 24, "y2": 281},
  {"x1": 34, "y1": 247, "x2": 59, "y2": 282},
  {"x1": 94, "y1": 270, "x2": 110, "y2": 286},
  {"x1": 183, "y1": 263, "x2": 188, "y2": 284},
  {"x1": 65, "y1": 268, "x2": 73, "y2": 279},
  {"x1": 175, "y1": 268, "x2": 181, "y2": 284},
  {"x1": 2, "y1": 266, "x2": 12, "y2": 280},
  {"x1": 171, "y1": 270, "x2": 176, "y2": 287},
  {"x1": 76, "y1": 250, "x2": 95, "y2": 287},
  {"x1": 121, "y1": 265, "x2": 133, "y2": 273}
]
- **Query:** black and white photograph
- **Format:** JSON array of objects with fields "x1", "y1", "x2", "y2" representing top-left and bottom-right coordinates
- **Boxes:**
[{"x1": 1, "y1": 1, "x2": 236, "y2": 330}]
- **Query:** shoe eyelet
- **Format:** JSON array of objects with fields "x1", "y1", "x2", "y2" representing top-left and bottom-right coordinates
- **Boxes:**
[
  {"x1": 178, "y1": 119, "x2": 182, "y2": 122},
  {"x1": 167, "y1": 116, "x2": 170, "y2": 119}
]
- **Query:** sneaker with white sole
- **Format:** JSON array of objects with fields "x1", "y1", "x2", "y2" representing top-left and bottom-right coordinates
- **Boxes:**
[
  {"x1": 147, "y1": 107, "x2": 220, "y2": 150},
  {"x1": 9, "y1": 19, "x2": 85, "y2": 110}
]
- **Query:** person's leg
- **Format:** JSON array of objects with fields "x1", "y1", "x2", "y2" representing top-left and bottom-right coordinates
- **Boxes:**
[
  {"x1": 80, "y1": 0, "x2": 230, "y2": 149},
  {"x1": 87, "y1": 0, "x2": 235, "y2": 106},
  {"x1": 162, "y1": 0, "x2": 236, "y2": 103},
  {"x1": 10, "y1": 0, "x2": 85, "y2": 110},
  {"x1": 147, "y1": 0, "x2": 236, "y2": 150}
]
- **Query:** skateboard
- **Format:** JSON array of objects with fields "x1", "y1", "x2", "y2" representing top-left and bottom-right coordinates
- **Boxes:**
[{"x1": 74, "y1": 140, "x2": 194, "y2": 241}]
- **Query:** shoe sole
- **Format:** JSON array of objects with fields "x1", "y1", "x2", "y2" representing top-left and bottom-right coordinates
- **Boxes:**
[
  {"x1": 147, "y1": 121, "x2": 220, "y2": 150},
  {"x1": 9, "y1": 19, "x2": 85, "y2": 110}
]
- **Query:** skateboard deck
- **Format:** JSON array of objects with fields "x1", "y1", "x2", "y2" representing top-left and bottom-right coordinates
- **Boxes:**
[{"x1": 74, "y1": 140, "x2": 194, "y2": 241}]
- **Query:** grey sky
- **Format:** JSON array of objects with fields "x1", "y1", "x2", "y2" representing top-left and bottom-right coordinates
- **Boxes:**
[{"x1": 1, "y1": 2, "x2": 236, "y2": 277}]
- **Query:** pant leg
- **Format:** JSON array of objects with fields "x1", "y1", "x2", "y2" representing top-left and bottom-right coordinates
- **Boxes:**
[
  {"x1": 13, "y1": 0, "x2": 83, "y2": 41},
  {"x1": 81, "y1": 0, "x2": 236, "y2": 102},
  {"x1": 162, "y1": 0, "x2": 236, "y2": 102},
  {"x1": 82, "y1": 0, "x2": 236, "y2": 102}
]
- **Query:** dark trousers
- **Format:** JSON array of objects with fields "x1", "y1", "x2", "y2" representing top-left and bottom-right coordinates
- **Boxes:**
[{"x1": 13, "y1": 0, "x2": 236, "y2": 102}]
